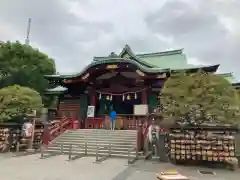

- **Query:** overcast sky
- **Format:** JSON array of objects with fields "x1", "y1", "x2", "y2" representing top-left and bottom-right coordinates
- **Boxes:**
[{"x1": 0, "y1": 0, "x2": 239, "y2": 78}]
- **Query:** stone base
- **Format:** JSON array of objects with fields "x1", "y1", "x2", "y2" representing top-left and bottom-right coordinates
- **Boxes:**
[{"x1": 26, "y1": 148, "x2": 36, "y2": 153}]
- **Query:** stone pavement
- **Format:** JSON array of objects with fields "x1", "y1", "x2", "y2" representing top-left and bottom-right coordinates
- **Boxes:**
[
  {"x1": 126, "y1": 160, "x2": 240, "y2": 180},
  {"x1": 0, "y1": 154, "x2": 239, "y2": 180}
]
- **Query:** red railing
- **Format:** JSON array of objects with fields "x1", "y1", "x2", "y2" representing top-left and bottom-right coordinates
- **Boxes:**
[
  {"x1": 85, "y1": 115, "x2": 151, "y2": 151},
  {"x1": 42, "y1": 116, "x2": 72, "y2": 145},
  {"x1": 85, "y1": 115, "x2": 149, "y2": 129},
  {"x1": 43, "y1": 115, "x2": 156, "y2": 151},
  {"x1": 85, "y1": 117, "x2": 105, "y2": 129}
]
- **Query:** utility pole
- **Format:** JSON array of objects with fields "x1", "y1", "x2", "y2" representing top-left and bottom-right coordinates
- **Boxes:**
[{"x1": 25, "y1": 18, "x2": 31, "y2": 45}]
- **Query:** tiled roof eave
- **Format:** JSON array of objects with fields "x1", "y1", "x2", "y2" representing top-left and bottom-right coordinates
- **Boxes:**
[
  {"x1": 232, "y1": 82, "x2": 240, "y2": 86},
  {"x1": 45, "y1": 86, "x2": 67, "y2": 92},
  {"x1": 136, "y1": 49, "x2": 183, "y2": 58},
  {"x1": 44, "y1": 91, "x2": 65, "y2": 95},
  {"x1": 44, "y1": 58, "x2": 169, "y2": 79},
  {"x1": 171, "y1": 64, "x2": 219, "y2": 73}
]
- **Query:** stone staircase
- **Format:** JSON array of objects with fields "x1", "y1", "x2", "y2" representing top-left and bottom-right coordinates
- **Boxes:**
[{"x1": 41, "y1": 129, "x2": 138, "y2": 159}]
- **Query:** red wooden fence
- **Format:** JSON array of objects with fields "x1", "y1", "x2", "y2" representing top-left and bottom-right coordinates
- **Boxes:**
[{"x1": 42, "y1": 117, "x2": 72, "y2": 145}]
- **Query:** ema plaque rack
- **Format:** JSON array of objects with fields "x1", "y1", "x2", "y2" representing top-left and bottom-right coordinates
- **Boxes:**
[{"x1": 167, "y1": 126, "x2": 238, "y2": 169}]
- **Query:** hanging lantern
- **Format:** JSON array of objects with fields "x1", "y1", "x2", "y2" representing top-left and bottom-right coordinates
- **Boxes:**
[
  {"x1": 122, "y1": 94, "x2": 125, "y2": 101},
  {"x1": 106, "y1": 95, "x2": 110, "y2": 100},
  {"x1": 110, "y1": 95, "x2": 113, "y2": 101},
  {"x1": 134, "y1": 93, "x2": 137, "y2": 99},
  {"x1": 127, "y1": 94, "x2": 131, "y2": 100},
  {"x1": 99, "y1": 93, "x2": 102, "y2": 100}
]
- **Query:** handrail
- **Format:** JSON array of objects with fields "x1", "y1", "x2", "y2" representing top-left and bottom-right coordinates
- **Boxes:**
[
  {"x1": 68, "y1": 142, "x2": 87, "y2": 160},
  {"x1": 127, "y1": 147, "x2": 136, "y2": 164},
  {"x1": 43, "y1": 117, "x2": 72, "y2": 145},
  {"x1": 95, "y1": 143, "x2": 112, "y2": 162},
  {"x1": 102, "y1": 114, "x2": 148, "y2": 116},
  {"x1": 40, "y1": 144, "x2": 44, "y2": 159},
  {"x1": 40, "y1": 142, "x2": 87, "y2": 160}
]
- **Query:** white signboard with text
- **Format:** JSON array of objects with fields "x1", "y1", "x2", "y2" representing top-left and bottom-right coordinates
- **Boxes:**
[
  {"x1": 87, "y1": 105, "x2": 95, "y2": 118},
  {"x1": 134, "y1": 104, "x2": 148, "y2": 115}
]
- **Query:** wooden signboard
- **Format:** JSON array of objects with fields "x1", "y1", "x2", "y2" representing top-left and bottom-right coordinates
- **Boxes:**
[
  {"x1": 87, "y1": 106, "x2": 95, "y2": 118},
  {"x1": 134, "y1": 104, "x2": 148, "y2": 115}
]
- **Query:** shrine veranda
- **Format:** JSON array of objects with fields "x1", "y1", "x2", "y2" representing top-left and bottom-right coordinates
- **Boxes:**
[{"x1": 44, "y1": 45, "x2": 240, "y2": 129}]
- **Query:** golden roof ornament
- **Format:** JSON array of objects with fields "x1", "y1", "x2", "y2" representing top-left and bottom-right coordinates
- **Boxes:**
[
  {"x1": 157, "y1": 73, "x2": 166, "y2": 79},
  {"x1": 123, "y1": 53, "x2": 130, "y2": 59}
]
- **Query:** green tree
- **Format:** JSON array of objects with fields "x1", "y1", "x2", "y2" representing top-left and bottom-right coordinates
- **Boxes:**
[
  {"x1": 0, "y1": 41, "x2": 56, "y2": 106},
  {"x1": 0, "y1": 85, "x2": 43, "y2": 122},
  {"x1": 160, "y1": 71, "x2": 240, "y2": 126}
]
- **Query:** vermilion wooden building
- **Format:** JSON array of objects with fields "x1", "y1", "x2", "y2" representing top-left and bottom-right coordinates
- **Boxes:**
[{"x1": 44, "y1": 45, "x2": 238, "y2": 129}]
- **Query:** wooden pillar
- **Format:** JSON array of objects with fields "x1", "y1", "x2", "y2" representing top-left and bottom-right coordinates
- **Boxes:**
[
  {"x1": 90, "y1": 90, "x2": 96, "y2": 106},
  {"x1": 141, "y1": 89, "x2": 147, "y2": 104}
]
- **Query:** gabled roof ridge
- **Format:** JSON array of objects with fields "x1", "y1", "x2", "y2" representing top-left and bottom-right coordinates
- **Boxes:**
[
  {"x1": 93, "y1": 45, "x2": 184, "y2": 60},
  {"x1": 136, "y1": 48, "x2": 183, "y2": 57},
  {"x1": 117, "y1": 44, "x2": 157, "y2": 68},
  {"x1": 94, "y1": 56, "x2": 108, "y2": 58},
  {"x1": 119, "y1": 44, "x2": 134, "y2": 57}
]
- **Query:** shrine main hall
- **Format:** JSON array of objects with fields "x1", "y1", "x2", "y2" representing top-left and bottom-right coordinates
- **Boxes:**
[{"x1": 44, "y1": 45, "x2": 239, "y2": 129}]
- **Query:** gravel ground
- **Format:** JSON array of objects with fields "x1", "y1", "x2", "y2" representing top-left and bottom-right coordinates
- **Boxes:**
[{"x1": 0, "y1": 153, "x2": 239, "y2": 180}]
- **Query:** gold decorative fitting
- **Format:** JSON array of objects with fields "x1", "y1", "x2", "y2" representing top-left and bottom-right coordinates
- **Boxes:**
[
  {"x1": 136, "y1": 70, "x2": 145, "y2": 77},
  {"x1": 157, "y1": 73, "x2": 167, "y2": 79},
  {"x1": 82, "y1": 73, "x2": 90, "y2": 80},
  {"x1": 123, "y1": 54, "x2": 130, "y2": 59},
  {"x1": 106, "y1": 95, "x2": 110, "y2": 100},
  {"x1": 127, "y1": 94, "x2": 131, "y2": 100},
  {"x1": 63, "y1": 79, "x2": 72, "y2": 83},
  {"x1": 106, "y1": 64, "x2": 118, "y2": 69}
]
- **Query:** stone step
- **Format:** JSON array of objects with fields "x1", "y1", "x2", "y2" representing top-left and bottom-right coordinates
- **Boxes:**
[
  {"x1": 46, "y1": 147, "x2": 135, "y2": 155},
  {"x1": 50, "y1": 142, "x2": 136, "y2": 148},
  {"x1": 55, "y1": 136, "x2": 135, "y2": 141},
  {"x1": 58, "y1": 132, "x2": 136, "y2": 136},
  {"x1": 62, "y1": 133, "x2": 137, "y2": 138},
  {"x1": 45, "y1": 129, "x2": 139, "y2": 159},
  {"x1": 43, "y1": 149, "x2": 137, "y2": 158},
  {"x1": 68, "y1": 129, "x2": 137, "y2": 132},
  {"x1": 67, "y1": 130, "x2": 137, "y2": 134},
  {"x1": 53, "y1": 139, "x2": 136, "y2": 144},
  {"x1": 48, "y1": 144, "x2": 135, "y2": 152},
  {"x1": 56, "y1": 134, "x2": 137, "y2": 138},
  {"x1": 67, "y1": 131, "x2": 137, "y2": 137},
  {"x1": 55, "y1": 136, "x2": 137, "y2": 142}
]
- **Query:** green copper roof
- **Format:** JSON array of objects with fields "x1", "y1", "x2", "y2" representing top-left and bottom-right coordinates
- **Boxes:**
[
  {"x1": 94, "y1": 45, "x2": 188, "y2": 69},
  {"x1": 45, "y1": 45, "x2": 220, "y2": 79},
  {"x1": 136, "y1": 49, "x2": 189, "y2": 69}
]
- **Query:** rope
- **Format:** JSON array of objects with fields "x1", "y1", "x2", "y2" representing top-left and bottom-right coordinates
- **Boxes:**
[{"x1": 96, "y1": 87, "x2": 147, "y2": 96}]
